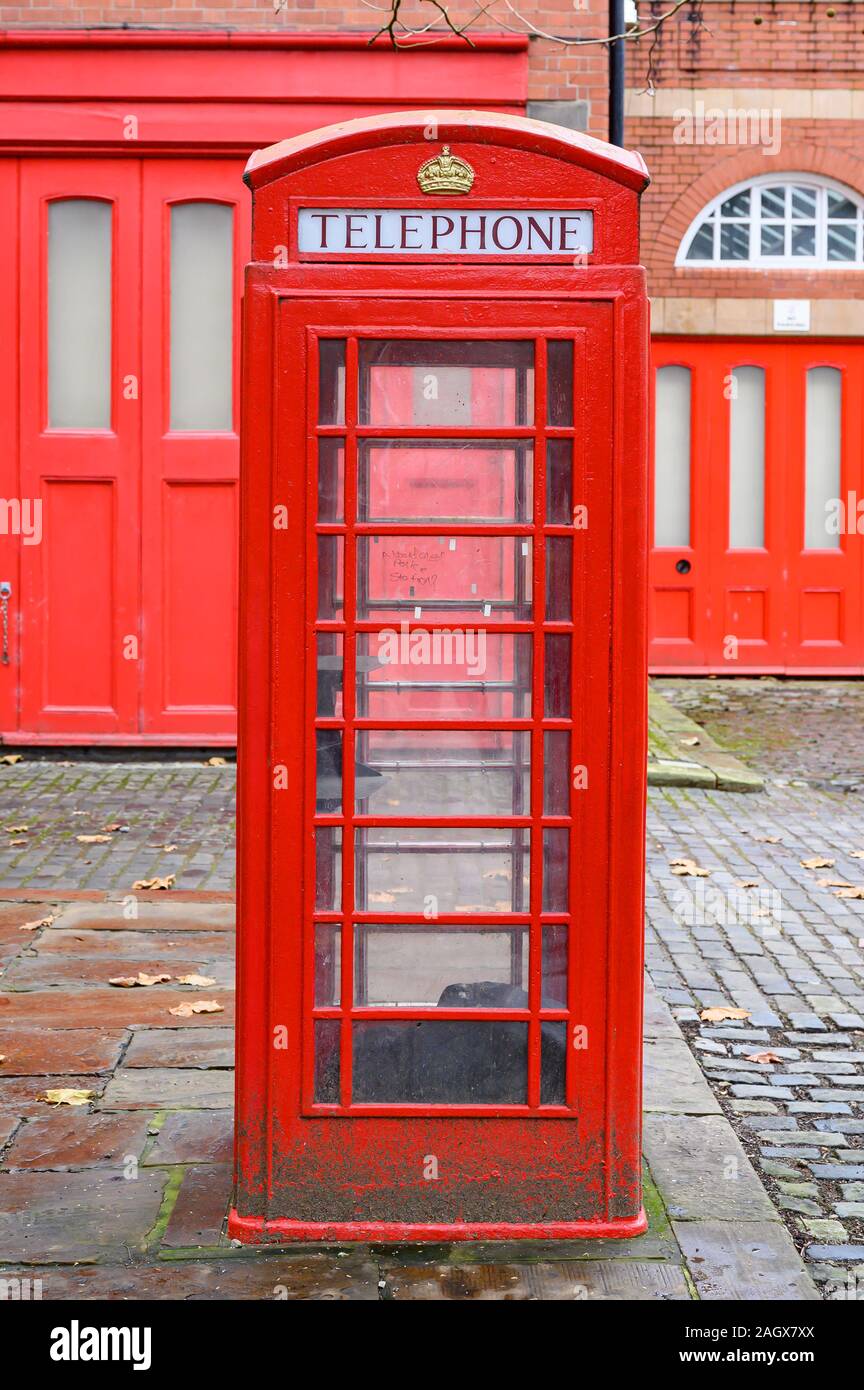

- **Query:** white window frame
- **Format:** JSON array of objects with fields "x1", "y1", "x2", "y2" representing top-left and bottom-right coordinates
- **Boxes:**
[{"x1": 676, "y1": 173, "x2": 864, "y2": 270}]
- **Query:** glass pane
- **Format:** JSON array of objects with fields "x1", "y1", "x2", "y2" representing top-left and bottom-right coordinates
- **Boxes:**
[
  {"x1": 318, "y1": 438, "x2": 344, "y2": 522},
  {"x1": 314, "y1": 1019, "x2": 340, "y2": 1103},
  {"x1": 547, "y1": 340, "x2": 574, "y2": 426},
  {"x1": 355, "y1": 827, "x2": 530, "y2": 914},
  {"x1": 827, "y1": 224, "x2": 857, "y2": 262},
  {"x1": 805, "y1": 367, "x2": 841, "y2": 551},
  {"x1": 827, "y1": 192, "x2": 857, "y2": 220},
  {"x1": 790, "y1": 224, "x2": 815, "y2": 257},
  {"x1": 356, "y1": 730, "x2": 530, "y2": 816},
  {"x1": 318, "y1": 340, "x2": 345, "y2": 424},
  {"x1": 719, "y1": 222, "x2": 749, "y2": 260},
  {"x1": 358, "y1": 440, "x2": 533, "y2": 523},
  {"x1": 729, "y1": 367, "x2": 765, "y2": 549},
  {"x1": 546, "y1": 438, "x2": 573, "y2": 524},
  {"x1": 316, "y1": 730, "x2": 342, "y2": 812},
  {"x1": 541, "y1": 1022, "x2": 567, "y2": 1104},
  {"x1": 357, "y1": 535, "x2": 532, "y2": 622},
  {"x1": 358, "y1": 340, "x2": 534, "y2": 427},
  {"x1": 761, "y1": 186, "x2": 787, "y2": 219},
  {"x1": 543, "y1": 828, "x2": 569, "y2": 912},
  {"x1": 48, "y1": 199, "x2": 112, "y2": 429},
  {"x1": 545, "y1": 537, "x2": 572, "y2": 621},
  {"x1": 720, "y1": 191, "x2": 750, "y2": 218},
  {"x1": 357, "y1": 631, "x2": 532, "y2": 720},
  {"x1": 543, "y1": 924, "x2": 568, "y2": 1007},
  {"x1": 315, "y1": 827, "x2": 342, "y2": 910},
  {"x1": 316, "y1": 633, "x2": 343, "y2": 717},
  {"x1": 352, "y1": 1020, "x2": 528, "y2": 1103},
  {"x1": 654, "y1": 366, "x2": 691, "y2": 546},
  {"x1": 354, "y1": 924, "x2": 528, "y2": 1006},
  {"x1": 791, "y1": 186, "x2": 817, "y2": 218},
  {"x1": 686, "y1": 221, "x2": 715, "y2": 261},
  {"x1": 317, "y1": 535, "x2": 344, "y2": 619},
  {"x1": 543, "y1": 731, "x2": 570, "y2": 814},
  {"x1": 544, "y1": 634, "x2": 571, "y2": 718},
  {"x1": 315, "y1": 927, "x2": 340, "y2": 1006},
  {"x1": 760, "y1": 223, "x2": 785, "y2": 256},
  {"x1": 170, "y1": 202, "x2": 233, "y2": 431}
]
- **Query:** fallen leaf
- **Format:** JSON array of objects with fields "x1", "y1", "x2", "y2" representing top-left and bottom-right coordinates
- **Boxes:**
[
  {"x1": 177, "y1": 974, "x2": 216, "y2": 988},
  {"x1": 0, "y1": 754, "x2": 22, "y2": 765},
  {"x1": 4, "y1": 825, "x2": 28, "y2": 833},
  {"x1": 102, "y1": 822, "x2": 125, "y2": 833},
  {"x1": 670, "y1": 858, "x2": 711, "y2": 878},
  {"x1": 745, "y1": 1050, "x2": 782, "y2": 1064},
  {"x1": 801, "y1": 856, "x2": 835, "y2": 869},
  {"x1": 368, "y1": 891, "x2": 395, "y2": 904},
  {"x1": 169, "y1": 999, "x2": 223, "y2": 1017},
  {"x1": 679, "y1": 736, "x2": 700, "y2": 747},
  {"x1": 38, "y1": 1088, "x2": 95, "y2": 1107},
  {"x1": 147, "y1": 843, "x2": 177, "y2": 853},
  {"x1": 205, "y1": 756, "x2": 227, "y2": 766},
  {"x1": 8, "y1": 839, "x2": 26, "y2": 847},
  {"x1": 816, "y1": 877, "x2": 849, "y2": 889},
  {"x1": 108, "y1": 972, "x2": 172, "y2": 988},
  {"x1": 76, "y1": 834, "x2": 112, "y2": 845},
  {"x1": 19, "y1": 914, "x2": 54, "y2": 932},
  {"x1": 835, "y1": 885, "x2": 864, "y2": 900},
  {"x1": 736, "y1": 879, "x2": 760, "y2": 889},
  {"x1": 753, "y1": 834, "x2": 781, "y2": 843},
  {"x1": 850, "y1": 850, "x2": 864, "y2": 860},
  {"x1": 132, "y1": 874, "x2": 176, "y2": 891},
  {"x1": 700, "y1": 1006, "x2": 751, "y2": 1023}
]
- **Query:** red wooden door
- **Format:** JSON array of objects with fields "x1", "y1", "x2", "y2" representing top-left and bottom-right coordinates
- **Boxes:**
[
  {"x1": 140, "y1": 161, "x2": 247, "y2": 738},
  {"x1": 649, "y1": 338, "x2": 864, "y2": 673},
  {"x1": 9, "y1": 157, "x2": 248, "y2": 743},
  {"x1": 18, "y1": 159, "x2": 142, "y2": 736}
]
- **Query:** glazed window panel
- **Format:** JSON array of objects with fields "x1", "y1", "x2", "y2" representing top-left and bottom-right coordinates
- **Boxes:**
[
  {"x1": 48, "y1": 199, "x2": 113, "y2": 430},
  {"x1": 169, "y1": 202, "x2": 234, "y2": 431}
]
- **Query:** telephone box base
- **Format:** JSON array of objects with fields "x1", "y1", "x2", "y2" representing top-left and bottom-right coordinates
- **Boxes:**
[{"x1": 226, "y1": 1208, "x2": 648, "y2": 1244}]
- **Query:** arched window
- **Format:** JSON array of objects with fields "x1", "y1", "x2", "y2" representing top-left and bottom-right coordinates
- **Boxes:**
[{"x1": 676, "y1": 174, "x2": 864, "y2": 268}]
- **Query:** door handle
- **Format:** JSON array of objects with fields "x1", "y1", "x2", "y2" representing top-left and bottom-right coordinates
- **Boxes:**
[{"x1": 675, "y1": 559, "x2": 692, "y2": 575}]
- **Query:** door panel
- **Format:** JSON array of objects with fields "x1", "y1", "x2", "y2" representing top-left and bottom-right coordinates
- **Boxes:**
[
  {"x1": 140, "y1": 161, "x2": 248, "y2": 736},
  {"x1": 18, "y1": 160, "x2": 141, "y2": 734},
  {"x1": 649, "y1": 339, "x2": 864, "y2": 673}
]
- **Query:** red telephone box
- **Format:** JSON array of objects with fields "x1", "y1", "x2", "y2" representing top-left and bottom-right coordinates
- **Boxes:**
[{"x1": 231, "y1": 111, "x2": 650, "y2": 1242}]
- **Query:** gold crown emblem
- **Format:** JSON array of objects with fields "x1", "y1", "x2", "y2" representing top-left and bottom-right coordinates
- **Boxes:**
[{"x1": 416, "y1": 146, "x2": 475, "y2": 195}]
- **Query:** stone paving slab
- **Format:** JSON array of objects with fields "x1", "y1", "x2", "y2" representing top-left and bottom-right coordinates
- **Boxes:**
[
  {"x1": 0, "y1": 1028, "x2": 125, "y2": 1075},
  {"x1": 0, "y1": 1168, "x2": 168, "y2": 1262},
  {"x1": 648, "y1": 690, "x2": 763, "y2": 792},
  {"x1": 98, "y1": 1067, "x2": 234, "y2": 1111},
  {"x1": 673, "y1": 1220, "x2": 821, "y2": 1301},
  {"x1": 381, "y1": 1259, "x2": 691, "y2": 1300},
  {"x1": 4, "y1": 1111, "x2": 153, "y2": 1171},
  {"x1": 0, "y1": 1254, "x2": 381, "y2": 1300}
]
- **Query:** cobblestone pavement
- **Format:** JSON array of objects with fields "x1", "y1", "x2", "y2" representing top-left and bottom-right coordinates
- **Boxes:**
[{"x1": 0, "y1": 761, "x2": 235, "y2": 892}]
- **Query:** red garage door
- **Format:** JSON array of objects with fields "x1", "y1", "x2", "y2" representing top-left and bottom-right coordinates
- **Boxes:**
[
  {"x1": 649, "y1": 338, "x2": 864, "y2": 673},
  {"x1": 5, "y1": 157, "x2": 248, "y2": 742}
]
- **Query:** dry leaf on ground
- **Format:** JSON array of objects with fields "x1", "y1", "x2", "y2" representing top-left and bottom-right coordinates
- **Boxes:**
[
  {"x1": 670, "y1": 858, "x2": 711, "y2": 877},
  {"x1": 7, "y1": 840, "x2": 27, "y2": 847},
  {"x1": 816, "y1": 877, "x2": 849, "y2": 888},
  {"x1": 0, "y1": 754, "x2": 22, "y2": 765},
  {"x1": 168, "y1": 999, "x2": 223, "y2": 1017},
  {"x1": 736, "y1": 879, "x2": 760, "y2": 889},
  {"x1": 679, "y1": 736, "x2": 700, "y2": 747},
  {"x1": 38, "y1": 1088, "x2": 95, "y2": 1107},
  {"x1": 76, "y1": 834, "x2": 112, "y2": 845},
  {"x1": 753, "y1": 834, "x2": 781, "y2": 844},
  {"x1": 132, "y1": 874, "x2": 176, "y2": 891},
  {"x1": 4, "y1": 825, "x2": 28, "y2": 833},
  {"x1": 205, "y1": 756, "x2": 227, "y2": 766},
  {"x1": 147, "y1": 843, "x2": 177, "y2": 853},
  {"x1": 19, "y1": 914, "x2": 54, "y2": 932},
  {"x1": 800, "y1": 856, "x2": 835, "y2": 869},
  {"x1": 835, "y1": 886, "x2": 864, "y2": 900},
  {"x1": 176, "y1": 974, "x2": 216, "y2": 988},
  {"x1": 745, "y1": 1050, "x2": 782, "y2": 1064},
  {"x1": 109, "y1": 972, "x2": 172, "y2": 988},
  {"x1": 700, "y1": 1006, "x2": 751, "y2": 1023}
]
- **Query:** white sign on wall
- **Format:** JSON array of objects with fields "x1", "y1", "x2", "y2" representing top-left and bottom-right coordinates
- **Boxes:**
[
  {"x1": 773, "y1": 300, "x2": 811, "y2": 332},
  {"x1": 298, "y1": 207, "x2": 594, "y2": 256}
]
